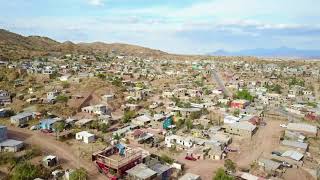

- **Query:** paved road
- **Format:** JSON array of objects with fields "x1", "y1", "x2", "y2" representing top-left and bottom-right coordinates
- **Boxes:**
[
  {"x1": 211, "y1": 69, "x2": 232, "y2": 97},
  {"x1": 7, "y1": 127, "x2": 105, "y2": 180}
]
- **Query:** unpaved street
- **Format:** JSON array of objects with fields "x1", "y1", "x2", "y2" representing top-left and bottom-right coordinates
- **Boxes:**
[
  {"x1": 229, "y1": 118, "x2": 285, "y2": 168},
  {"x1": 7, "y1": 127, "x2": 105, "y2": 180}
]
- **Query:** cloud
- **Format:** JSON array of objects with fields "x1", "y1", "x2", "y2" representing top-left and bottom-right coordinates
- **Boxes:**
[{"x1": 87, "y1": 0, "x2": 104, "y2": 6}]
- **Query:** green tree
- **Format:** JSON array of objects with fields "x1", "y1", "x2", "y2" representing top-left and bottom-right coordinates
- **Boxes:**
[
  {"x1": 160, "y1": 154, "x2": 174, "y2": 164},
  {"x1": 90, "y1": 121, "x2": 99, "y2": 129},
  {"x1": 113, "y1": 133, "x2": 121, "y2": 141},
  {"x1": 56, "y1": 95, "x2": 69, "y2": 103},
  {"x1": 235, "y1": 89, "x2": 254, "y2": 102},
  {"x1": 99, "y1": 123, "x2": 109, "y2": 133},
  {"x1": 224, "y1": 159, "x2": 236, "y2": 173},
  {"x1": 213, "y1": 168, "x2": 234, "y2": 180},
  {"x1": 53, "y1": 121, "x2": 65, "y2": 140},
  {"x1": 70, "y1": 168, "x2": 87, "y2": 180},
  {"x1": 186, "y1": 119, "x2": 193, "y2": 130},
  {"x1": 233, "y1": 109, "x2": 240, "y2": 117},
  {"x1": 190, "y1": 111, "x2": 201, "y2": 120},
  {"x1": 122, "y1": 110, "x2": 136, "y2": 123},
  {"x1": 97, "y1": 73, "x2": 106, "y2": 80},
  {"x1": 175, "y1": 118, "x2": 185, "y2": 129},
  {"x1": 11, "y1": 161, "x2": 41, "y2": 180}
]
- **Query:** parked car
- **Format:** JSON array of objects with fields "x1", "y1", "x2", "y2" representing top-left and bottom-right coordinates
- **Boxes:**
[
  {"x1": 185, "y1": 156, "x2": 196, "y2": 161},
  {"x1": 224, "y1": 147, "x2": 238, "y2": 152},
  {"x1": 41, "y1": 129, "x2": 53, "y2": 134},
  {"x1": 271, "y1": 151, "x2": 282, "y2": 156},
  {"x1": 18, "y1": 124, "x2": 29, "y2": 128},
  {"x1": 280, "y1": 124, "x2": 287, "y2": 128},
  {"x1": 30, "y1": 125, "x2": 39, "y2": 130}
]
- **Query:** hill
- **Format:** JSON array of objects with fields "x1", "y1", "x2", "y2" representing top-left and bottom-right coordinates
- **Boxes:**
[
  {"x1": 209, "y1": 47, "x2": 320, "y2": 58},
  {"x1": 0, "y1": 29, "x2": 168, "y2": 60}
]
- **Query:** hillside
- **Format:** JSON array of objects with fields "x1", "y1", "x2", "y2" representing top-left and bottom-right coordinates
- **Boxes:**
[
  {"x1": 0, "y1": 29, "x2": 168, "y2": 60},
  {"x1": 209, "y1": 47, "x2": 320, "y2": 58}
]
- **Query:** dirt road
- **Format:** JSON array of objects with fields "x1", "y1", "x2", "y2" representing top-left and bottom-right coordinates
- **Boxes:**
[
  {"x1": 7, "y1": 127, "x2": 105, "y2": 180},
  {"x1": 229, "y1": 118, "x2": 285, "y2": 168}
]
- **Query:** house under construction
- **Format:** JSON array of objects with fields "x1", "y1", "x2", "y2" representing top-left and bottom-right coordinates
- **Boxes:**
[{"x1": 92, "y1": 144, "x2": 142, "y2": 179}]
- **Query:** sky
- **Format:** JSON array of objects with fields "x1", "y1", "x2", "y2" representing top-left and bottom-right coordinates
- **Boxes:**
[{"x1": 0, "y1": 0, "x2": 320, "y2": 54}]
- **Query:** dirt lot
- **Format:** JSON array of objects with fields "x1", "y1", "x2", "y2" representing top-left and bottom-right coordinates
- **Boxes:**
[
  {"x1": 7, "y1": 127, "x2": 106, "y2": 180},
  {"x1": 228, "y1": 118, "x2": 285, "y2": 168}
]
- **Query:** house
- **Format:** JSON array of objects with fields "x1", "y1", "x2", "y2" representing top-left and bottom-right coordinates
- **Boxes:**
[
  {"x1": 0, "y1": 126, "x2": 23, "y2": 152},
  {"x1": 207, "y1": 147, "x2": 224, "y2": 160},
  {"x1": 40, "y1": 119, "x2": 59, "y2": 130},
  {"x1": 10, "y1": 112, "x2": 34, "y2": 126},
  {"x1": 286, "y1": 123, "x2": 317, "y2": 137},
  {"x1": 179, "y1": 173, "x2": 201, "y2": 180},
  {"x1": 230, "y1": 100, "x2": 250, "y2": 109},
  {"x1": 258, "y1": 158, "x2": 281, "y2": 174},
  {"x1": 81, "y1": 104, "x2": 111, "y2": 116},
  {"x1": 224, "y1": 115, "x2": 240, "y2": 124},
  {"x1": 0, "y1": 126, "x2": 7, "y2": 142},
  {"x1": 126, "y1": 164, "x2": 157, "y2": 180},
  {"x1": 0, "y1": 138, "x2": 24, "y2": 152},
  {"x1": 0, "y1": 90, "x2": 11, "y2": 105},
  {"x1": 75, "y1": 131, "x2": 95, "y2": 143},
  {"x1": 42, "y1": 155, "x2": 58, "y2": 168},
  {"x1": 75, "y1": 118, "x2": 94, "y2": 127},
  {"x1": 281, "y1": 140, "x2": 308, "y2": 152},
  {"x1": 170, "y1": 107, "x2": 202, "y2": 118},
  {"x1": 281, "y1": 150, "x2": 304, "y2": 161},
  {"x1": 149, "y1": 162, "x2": 172, "y2": 180},
  {"x1": 132, "y1": 115, "x2": 152, "y2": 126},
  {"x1": 47, "y1": 91, "x2": 59, "y2": 101},
  {"x1": 224, "y1": 121, "x2": 257, "y2": 137},
  {"x1": 165, "y1": 135, "x2": 193, "y2": 149},
  {"x1": 113, "y1": 125, "x2": 139, "y2": 137}
]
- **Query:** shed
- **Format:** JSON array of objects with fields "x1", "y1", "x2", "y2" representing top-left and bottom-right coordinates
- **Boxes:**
[{"x1": 75, "y1": 131, "x2": 95, "y2": 143}]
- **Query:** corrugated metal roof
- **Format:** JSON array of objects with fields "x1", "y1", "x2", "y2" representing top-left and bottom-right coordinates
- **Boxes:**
[{"x1": 281, "y1": 150, "x2": 304, "y2": 161}]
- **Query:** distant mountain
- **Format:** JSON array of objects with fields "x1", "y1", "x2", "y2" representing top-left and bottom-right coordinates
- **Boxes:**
[
  {"x1": 209, "y1": 47, "x2": 320, "y2": 58},
  {"x1": 0, "y1": 29, "x2": 167, "y2": 60}
]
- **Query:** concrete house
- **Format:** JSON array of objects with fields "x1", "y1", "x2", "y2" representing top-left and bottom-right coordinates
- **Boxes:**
[
  {"x1": 75, "y1": 131, "x2": 95, "y2": 143},
  {"x1": 82, "y1": 104, "x2": 111, "y2": 116},
  {"x1": 10, "y1": 112, "x2": 34, "y2": 126},
  {"x1": 165, "y1": 135, "x2": 193, "y2": 149},
  {"x1": 131, "y1": 114, "x2": 152, "y2": 126},
  {"x1": 0, "y1": 90, "x2": 11, "y2": 105},
  {"x1": 224, "y1": 121, "x2": 257, "y2": 137},
  {"x1": 47, "y1": 91, "x2": 59, "y2": 101}
]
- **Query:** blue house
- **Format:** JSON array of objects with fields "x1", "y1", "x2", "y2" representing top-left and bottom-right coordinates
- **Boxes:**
[{"x1": 40, "y1": 119, "x2": 58, "y2": 131}]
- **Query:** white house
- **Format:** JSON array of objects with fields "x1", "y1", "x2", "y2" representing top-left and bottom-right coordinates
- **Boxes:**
[
  {"x1": 75, "y1": 131, "x2": 95, "y2": 143},
  {"x1": 165, "y1": 135, "x2": 193, "y2": 149},
  {"x1": 81, "y1": 104, "x2": 110, "y2": 116}
]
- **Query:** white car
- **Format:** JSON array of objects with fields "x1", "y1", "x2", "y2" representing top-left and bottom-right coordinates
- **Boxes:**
[{"x1": 280, "y1": 124, "x2": 287, "y2": 128}]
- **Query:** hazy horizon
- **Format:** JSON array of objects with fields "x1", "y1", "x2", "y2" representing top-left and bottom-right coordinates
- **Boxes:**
[{"x1": 1, "y1": 0, "x2": 320, "y2": 54}]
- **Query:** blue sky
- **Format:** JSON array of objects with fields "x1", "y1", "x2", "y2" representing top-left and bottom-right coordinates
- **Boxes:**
[{"x1": 1, "y1": 0, "x2": 320, "y2": 54}]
